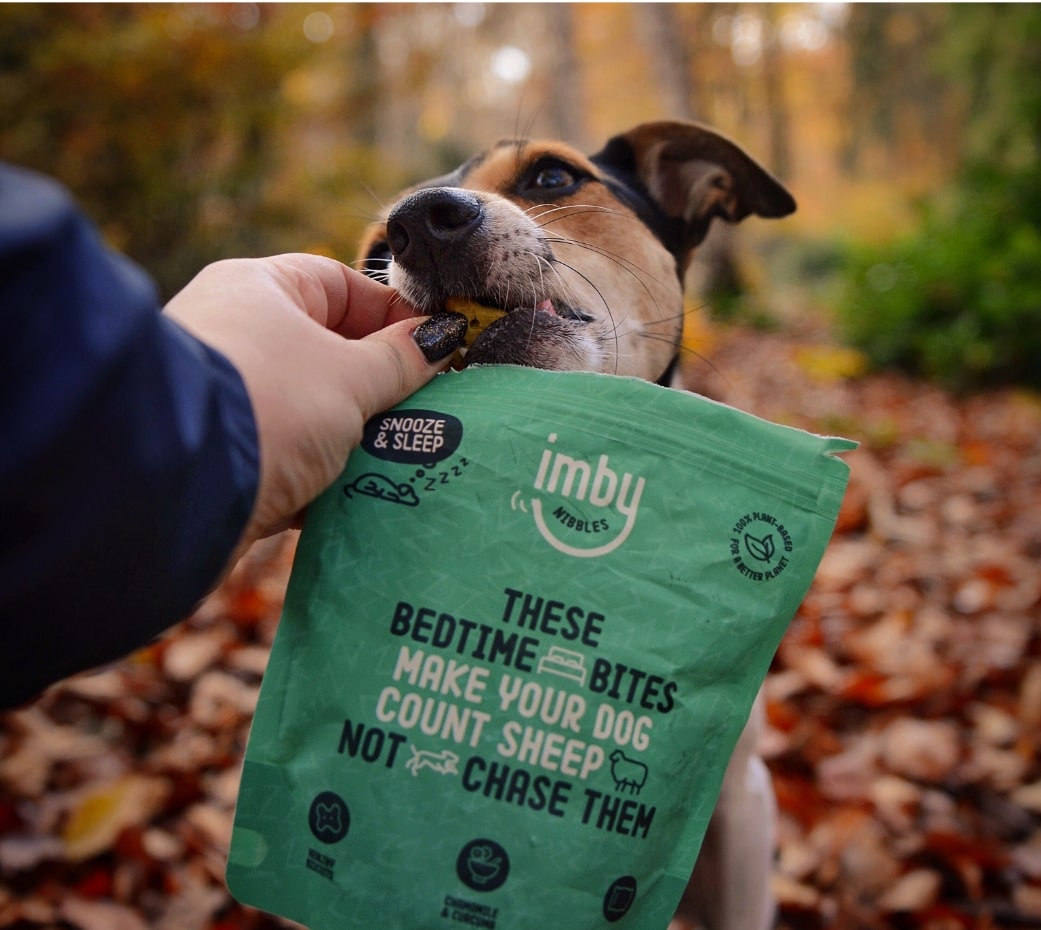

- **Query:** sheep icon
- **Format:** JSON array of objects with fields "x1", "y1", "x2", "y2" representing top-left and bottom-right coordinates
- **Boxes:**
[{"x1": 609, "y1": 750, "x2": 649, "y2": 795}]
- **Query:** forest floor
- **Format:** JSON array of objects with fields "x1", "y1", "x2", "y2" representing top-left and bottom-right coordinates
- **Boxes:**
[{"x1": 1, "y1": 323, "x2": 1039, "y2": 930}]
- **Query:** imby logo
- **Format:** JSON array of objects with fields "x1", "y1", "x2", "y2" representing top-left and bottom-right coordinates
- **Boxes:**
[{"x1": 514, "y1": 433, "x2": 646, "y2": 558}]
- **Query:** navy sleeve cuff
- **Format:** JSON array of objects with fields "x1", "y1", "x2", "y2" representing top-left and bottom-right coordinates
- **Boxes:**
[{"x1": 0, "y1": 163, "x2": 259, "y2": 708}]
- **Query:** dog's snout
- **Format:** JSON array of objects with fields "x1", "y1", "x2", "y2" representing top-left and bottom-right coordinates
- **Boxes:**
[
  {"x1": 425, "y1": 189, "x2": 482, "y2": 236},
  {"x1": 386, "y1": 188, "x2": 483, "y2": 262}
]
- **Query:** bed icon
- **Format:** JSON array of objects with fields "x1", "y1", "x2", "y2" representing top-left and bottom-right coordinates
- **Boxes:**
[{"x1": 537, "y1": 646, "x2": 588, "y2": 686}]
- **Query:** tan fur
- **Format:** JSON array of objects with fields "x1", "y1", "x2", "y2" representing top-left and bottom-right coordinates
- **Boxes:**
[{"x1": 358, "y1": 139, "x2": 684, "y2": 380}]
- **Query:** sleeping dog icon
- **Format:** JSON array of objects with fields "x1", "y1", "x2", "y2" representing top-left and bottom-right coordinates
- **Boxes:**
[{"x1": 343, "y1": 473, "x2": 420, "y2": 507}]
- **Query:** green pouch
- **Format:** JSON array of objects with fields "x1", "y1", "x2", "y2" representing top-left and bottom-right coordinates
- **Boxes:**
[{"x1": 227, "y1": 367, "x2": 854, "y2": 930}]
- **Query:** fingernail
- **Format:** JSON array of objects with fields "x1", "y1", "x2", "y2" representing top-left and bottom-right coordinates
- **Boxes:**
[{"x1": 412, "y1": 312, "x2": 468, "y2": 363}]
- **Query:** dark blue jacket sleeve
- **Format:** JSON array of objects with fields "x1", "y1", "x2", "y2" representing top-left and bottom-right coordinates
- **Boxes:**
[{"x1": 0, "y1": 164, "x2": 259, "y2": 708}]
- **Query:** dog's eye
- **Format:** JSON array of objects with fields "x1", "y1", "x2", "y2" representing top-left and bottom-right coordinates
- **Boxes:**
[
  {"x1": 533, "y1": 166, "x2": 576, "y2": 190},
  {"x1": 518, "y1": 159, "x2": 587, "y2": 199}
]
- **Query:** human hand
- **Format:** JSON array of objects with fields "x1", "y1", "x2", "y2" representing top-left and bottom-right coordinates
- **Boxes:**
[{"x1": 164, "y1": 253, "x2": 464, "y2": 568}]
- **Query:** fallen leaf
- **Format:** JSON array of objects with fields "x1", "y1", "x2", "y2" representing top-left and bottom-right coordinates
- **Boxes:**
[
  {"x1": 59, "y1": 897, "x2": 150, "y2": 930},
  {"x1": 771, "y1": 872, "x2": 821, "y2": 909},
  {"x1": 5, "y1": 327, "x2": 1039, "y2": 930},
  {"x1": 1011, "y1": 833, "x2": 1041, "y2": 879},
  {"x1": 876, "y1": 869, "x2": 942, "y2": 912},
  {"x1": 1011, "y1": 781, "x2": 1041, "y2": 814},
  {"x1": 61, "y1": 775, "x2": 169, "y2": 862},
  {"x1": 1014, "y1": 884, "x2": 1041, "y2": 919},
  {"x1": 817, "y1": 733, "x2": 880, "y2": 802},
  {"x1": 188, "y1": 671, "x2": 260, "y2": 728},
  {"x1": 162, "y1": 629, "x2": 228, "y2": 682},
  {"x1": 0, "y1": 708, "x2": 113, "y2": 796},
  {"x1": 880, "y1": 718, "x2": 962, "y2": 783},
  {"x1": 870, "y1": 775, "x2": 922, "y2": 832},
  {"x1": 793, "y1": 344, "x2": 870, "y2": 382}
]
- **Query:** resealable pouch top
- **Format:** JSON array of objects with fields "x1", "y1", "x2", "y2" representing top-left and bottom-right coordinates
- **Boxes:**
[{"x1": 227, "y1": 366, "x2": 854, "y2": 930}]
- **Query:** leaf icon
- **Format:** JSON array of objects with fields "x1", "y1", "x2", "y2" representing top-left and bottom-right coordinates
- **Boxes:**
[{"x1": 744, "y1": 532, "x2": 776, "y2": 562}]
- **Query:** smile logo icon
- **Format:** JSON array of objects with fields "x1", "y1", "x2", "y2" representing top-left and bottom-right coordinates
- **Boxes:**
[
  {"x1": 308, "y1": 791, "x2": 350, "y2": 844},
  {"x1": 519, "y1": 432, "x2": 646, "y2": 559}
]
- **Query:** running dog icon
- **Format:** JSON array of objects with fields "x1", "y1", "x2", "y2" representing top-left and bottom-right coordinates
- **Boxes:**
[{"x1": 406, "y1": 746, "x2": 460, "y2": 777}]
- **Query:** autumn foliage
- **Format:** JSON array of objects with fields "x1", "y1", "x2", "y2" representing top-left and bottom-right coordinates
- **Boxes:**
[
  {"x1": 2, "y1": 4, "x2": 1040, "y2": 928},
  {"x1": 3, "y1": 323, "x2": 1039, "y2": 928}
]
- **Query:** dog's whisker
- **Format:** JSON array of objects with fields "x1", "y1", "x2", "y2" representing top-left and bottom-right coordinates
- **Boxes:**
[
  {"x1": 528, "y1": 204, "x2": 640, "y2": 229},
  {"x1": 524, "y1": 203, "x2": 599, "y2": 221},
  {"x1": 533, "y1": 255, "x2": 551, "y2": 310},
  {"x1": 637, "y1": 296, "x2": 708, "y2": 326},
  {"x1": 536, "y1": 254, "x2": 585, "y2": 318},
  {"x1": 541, "y1": 253, "x2": 611, "y2": 321},
  {"x1": 541, "y1": 235, "x2": 660, "y2": 286},
  {"x1": 634, "y1": 330, "x2": 735, "y2": 393},
  {"x1": 386, "y1": 290, "x2": 423, "y2": 317},
  {"x1": 353, "y1": 254, "x2": 395, "y2": 286},
  {"x1": 548, "y1": 257, "x2": 625, "y2": 372},
  {"x1": 553, "y1": 249, "x2": 674, "y2": 352},
  {"x1": 359, "y1": 267, "x2": 392, "y2": 286},
  {"x1": 536, "y1": 225, "x2": 663, "y2": 278},
  {"x1": 545, "y1": 236, "x2": 670, "y2": 329},
  {"x1": 524, "y1": 202, "x2": 621, "y2": 218}
]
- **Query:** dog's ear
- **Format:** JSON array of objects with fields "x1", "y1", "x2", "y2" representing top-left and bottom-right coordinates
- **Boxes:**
[{"x1": 591, "y1": 120, "x2": 796, "y2": 254}]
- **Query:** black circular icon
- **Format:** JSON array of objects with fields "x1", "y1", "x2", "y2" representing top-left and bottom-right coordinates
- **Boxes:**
[
  {"x1": 456, "y1": 838, "x2": 510, "y2": 892},
  {"x1": 603, "y1": 875, "x2": 638, "y2": 922},
  {"x1": 308, "y1": 791, "x2": 350, "y2": 844}
]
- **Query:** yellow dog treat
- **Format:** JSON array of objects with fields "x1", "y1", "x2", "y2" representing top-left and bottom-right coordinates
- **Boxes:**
[{"x1": 444, "y1": 297, "x2": 508, "y2": 348}]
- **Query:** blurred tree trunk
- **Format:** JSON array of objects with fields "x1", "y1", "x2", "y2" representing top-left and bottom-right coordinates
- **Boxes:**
[
  {"x1": 761, "y1": 4, "x2": 791, "y2": 183},
  {"x1": 634, "y1": 4, "x2": 744, "y2": 314},
  {"x1": 541, "y1": 4, "x2": 587, "y2": 146},
  {"x1": 347, "y1": 9, "x2": 380, "y2": 148},
  {"x1": 636, "y1": 4, "x2": 699, "y2": 119},
  {"x1": 842, "y1": 5, "x2": 954, "y2": 176}
]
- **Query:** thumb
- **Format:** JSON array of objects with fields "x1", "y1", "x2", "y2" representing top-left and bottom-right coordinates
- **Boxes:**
[{"x1": 339, "y1": 314, "x2": 467, "y2": 423}]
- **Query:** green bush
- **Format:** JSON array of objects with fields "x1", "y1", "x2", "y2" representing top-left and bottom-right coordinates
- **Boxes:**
[{"x1": 838, "y1": 166, "x2": 1041, "y2": 392}]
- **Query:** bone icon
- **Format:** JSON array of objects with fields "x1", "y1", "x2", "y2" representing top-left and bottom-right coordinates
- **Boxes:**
[{"x1": 609, "y1": 750, "x2": 648, "y2": 795}]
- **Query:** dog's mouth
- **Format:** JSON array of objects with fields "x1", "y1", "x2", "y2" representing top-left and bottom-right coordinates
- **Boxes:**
[
  {"x1": 437, "y1": 297, "x2": 587, "y2": 356},
  {"x1": 435, "y1": 297, "x2": 595, "y2": 370},
  {"x1": 444, "y1": 294, "x2": 591, "y2": 329},
  {"x1": 442, "y1": 297, "x2": 509, "y2": 345}
]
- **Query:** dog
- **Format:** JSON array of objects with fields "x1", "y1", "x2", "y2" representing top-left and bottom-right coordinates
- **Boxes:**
[{"x1": 358, "y1": 120, "x2": 795, "y2": 930}]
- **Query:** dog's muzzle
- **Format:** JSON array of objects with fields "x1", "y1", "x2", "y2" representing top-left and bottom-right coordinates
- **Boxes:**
[
  {"x1": 386, "y1": 189, "x2": 483, "y2": 278},
  {"x1": 385, "y1": 189, "x2": 496, "y2": 309}
]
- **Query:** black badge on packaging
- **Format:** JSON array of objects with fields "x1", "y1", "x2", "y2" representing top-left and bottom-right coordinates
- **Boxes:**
[{"x1": 361, "y1": 409, "x2": 463, "y2": 466}]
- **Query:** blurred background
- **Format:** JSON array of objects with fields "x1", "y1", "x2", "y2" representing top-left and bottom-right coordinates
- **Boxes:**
[
  {"x1": 3, "y1": 2, "x2": 1039, "y2": 391},
  {"x1": 2, "y1": 5, "x2": 1040, "y2": 930}
]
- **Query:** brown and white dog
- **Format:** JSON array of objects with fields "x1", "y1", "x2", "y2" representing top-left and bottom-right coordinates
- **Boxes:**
[{"x1": 358, "y1": 120, "x2": 795, "y2": 930}]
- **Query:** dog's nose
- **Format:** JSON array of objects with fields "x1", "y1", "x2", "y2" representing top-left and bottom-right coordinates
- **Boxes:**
[{"x1": 385, "y1": 188, "x2": 483, "y2": 264}]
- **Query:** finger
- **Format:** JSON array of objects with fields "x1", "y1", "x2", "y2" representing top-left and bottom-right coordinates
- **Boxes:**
[
  {"x1": 331, "y1": 264, "x2": 423, "y2": 335},
  {"x1": 337, "y1": 317, "x2": 461, "y2": 423},
  {"x1": 271, "y1": 254, "x2": 421, "y2": 336}
]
